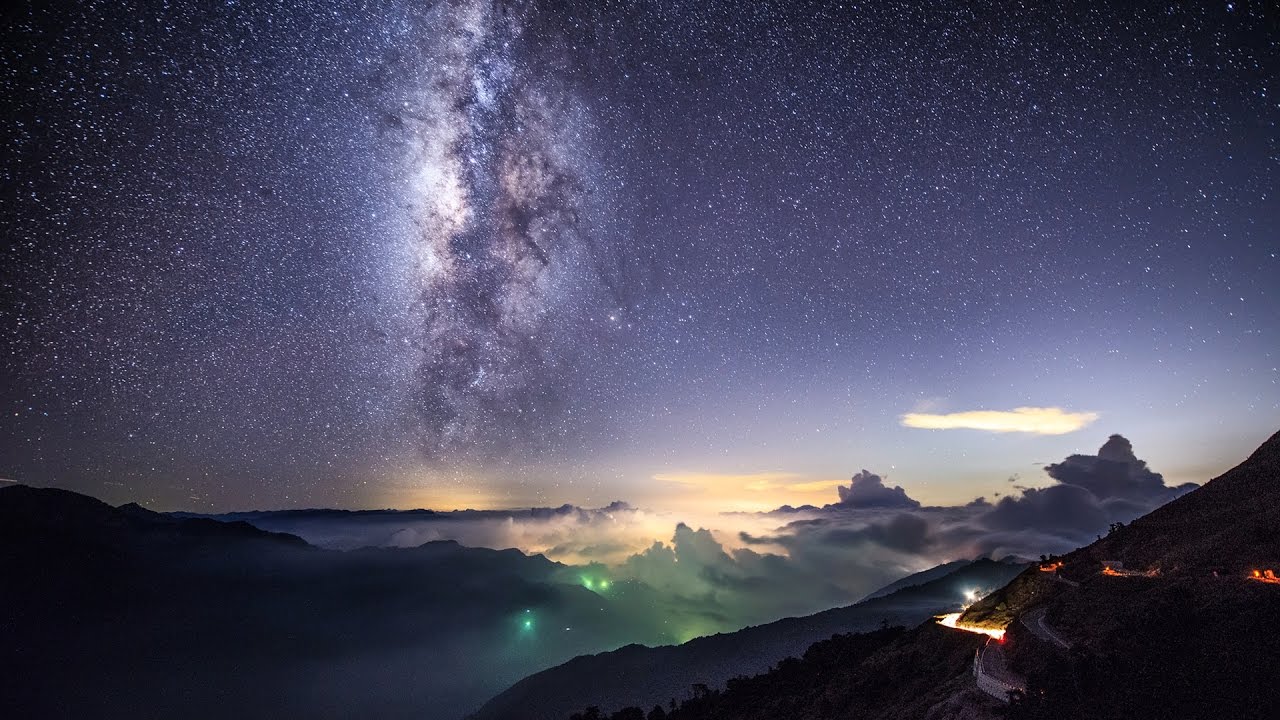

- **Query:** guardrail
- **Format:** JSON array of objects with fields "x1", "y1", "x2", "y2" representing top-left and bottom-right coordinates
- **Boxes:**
[{"x1": 972, "y1": 639, "x2": 1025, "y2": 703}]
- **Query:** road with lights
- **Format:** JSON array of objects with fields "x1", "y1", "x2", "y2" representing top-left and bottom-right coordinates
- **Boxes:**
[{"x1": 972, "y1": 638, "x2": 1024, "y2": 702}]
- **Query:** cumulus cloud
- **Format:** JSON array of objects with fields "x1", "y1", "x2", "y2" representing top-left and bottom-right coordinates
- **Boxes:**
[
  {"x1": 724, "y1": 434, "x2": 1197, "y2": 598},
  {"x1": 984, "y1": 434, "x2": 1197, "y2": 544},
  {"x1": 820, "y1": 513, "x2": 933, "y2": 554},
  {"x1": 211, "y1": 433, "x2": 1197, "y2": 636},
  {"x1": 835, "y1": 470, "x2": 921, "y2": 509},
  {"x1": 900, "y1": 406, "x2": 1099, "y2": 435},
  {"x1": 618, "y1": 522, "x2": 852, "y2": 626}
]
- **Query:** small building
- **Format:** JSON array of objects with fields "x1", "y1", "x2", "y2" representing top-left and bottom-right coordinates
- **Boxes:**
[{"x1": 1248, "y1": 568, "x2": 1280, "y2": 585}]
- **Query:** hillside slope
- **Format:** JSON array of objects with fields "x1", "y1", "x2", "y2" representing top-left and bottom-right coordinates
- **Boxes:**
[
  {"x1": 858, "y1": 559, "x2": 972, "y2": 601},
  {"x1": 0, "y1": 486, "x2": 686, "y2": 720},
  {"x1": 470, "y1": 558, "x2": 1026, "y2": 720},
  {"x1": 963, "y1": 429, "x2": 1280, "y2": 630},
  {"x1": 1069, "y1": 427, "x2": 1280, "y2": 574},
  {"x1": 563, "y1": 429, "x2": 1280, "y2": 720},
  {"x1": 568, "y1": 623, "x2": 996, "y2": 720},
  {"x1": 954, "y1": 429, "x2": 1280, "y2": 719}
]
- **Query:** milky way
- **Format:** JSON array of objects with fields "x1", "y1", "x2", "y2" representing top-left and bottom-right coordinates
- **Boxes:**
[{"x1": 392, "y1": 0, "x2": 607, "y2": 458}]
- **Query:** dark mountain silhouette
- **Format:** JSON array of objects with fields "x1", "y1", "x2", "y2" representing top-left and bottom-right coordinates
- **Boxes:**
[
  {"x1": 0, "y1": 484, "x2": 311, "y2": 548},
  {"x1": 961, "y1": 429, "x2": 1280, "y2": 630},
  {"x1": 0, "y1": 486, "x2": 692, "y2": 720},
  {"x1": 1071, "y1": 428, "x2": 1280, "y2": 573},
  {"x1": 857, "y1": 559, "x2": 974, "y2": 601},
  {"x1": 0, "y1": 484, "x2": 1020, "y2": 720},
  {"x1": 957, "y1": 429, "x2": 1280, "y2": 719},
  {"x1": 553, "y1": 429, "x2": 1280, "y2": 720},
  {"x1": 469, "y1": 557, "x2": 1027, "y2": 720},
  {"x1": 575, "y1": 622, "x2": 994, "y2": 720},
  {"x1": 171, "y1": 503, "x2": 618, "y2": 550}
]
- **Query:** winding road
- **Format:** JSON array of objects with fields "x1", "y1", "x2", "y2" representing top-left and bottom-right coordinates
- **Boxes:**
[
  {"x1": 973, "y1": 638, "x2": 1025, "y2": 702},
  {"x1": 966, "y1": 606, "x2": 1072, "y2": 703},
  {"x1": 1022, "y1": 606, "x2": 1071, "y2": 649}
]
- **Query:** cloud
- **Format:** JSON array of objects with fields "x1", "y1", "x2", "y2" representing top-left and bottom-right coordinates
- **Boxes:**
[
  {"x1": 900, "y1": 406, "x2": 1099, "y2": 435},
  {"x1": 1043, "y1": 434, "x2": 1188, "y2": 502},
  {"x1": 820, "y1": 513, "x2": 933, "y2": 554},
  {"x1": 834, "y1": 470, "x2": 921, "y2": 509},
  {"x1": 212, "y1": 434, "x2": 1197, "y2": 638},
  {"x1": 221, "y1": 503, "x2": 678, "y2": 566},
  {"x1": 983, "y1": 434, "x2": 1197, "y2": 545},
  {"x1": 618, "y1": 522, "x2": 853, "y2": 625},
  {"x1": 745, "y1": 434, "x2": 1199, "y2": 580}
]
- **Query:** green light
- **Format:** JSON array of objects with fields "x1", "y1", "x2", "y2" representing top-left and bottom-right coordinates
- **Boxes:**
[
  {"x1": 599, "y1": 580, "x2": 610, "y2": 589},
  {"x1": 523, "y1": 619, "x2": 533, "y2": 630},
  {"x1": 582, "y1": 576, "x2": 595, "y2": 589}
]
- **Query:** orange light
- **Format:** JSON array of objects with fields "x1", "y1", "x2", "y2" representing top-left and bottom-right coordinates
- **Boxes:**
[
  {"x1": 936, "y1": 613, "x2": 1006, "y2": 641},
  {"x1": 1254, "y1": 570, "x2": 1262, "y2": 578}
]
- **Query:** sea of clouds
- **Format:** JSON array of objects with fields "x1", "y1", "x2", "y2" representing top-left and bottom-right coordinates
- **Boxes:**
[{"x1": 220, "y1": 434, "x2": 1195, "y2": 630}]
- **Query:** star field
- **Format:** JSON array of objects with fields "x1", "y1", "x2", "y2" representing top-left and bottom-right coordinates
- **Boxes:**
[{"x1": 2, "y1": 0, "x2": 1276, "y2": 510}]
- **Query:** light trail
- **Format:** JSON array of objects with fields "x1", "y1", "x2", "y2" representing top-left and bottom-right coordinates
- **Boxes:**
[{"x1": 936, "y1": 613, "x2": 1006, "y2": 641}]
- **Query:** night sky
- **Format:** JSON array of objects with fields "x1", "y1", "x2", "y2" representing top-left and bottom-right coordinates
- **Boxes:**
[{"x1": 2, "y1": 0, "x2": 1277, "y2": 513}]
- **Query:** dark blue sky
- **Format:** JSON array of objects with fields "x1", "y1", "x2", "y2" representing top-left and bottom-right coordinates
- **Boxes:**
[{"x1": 2, "y1": 0, "x2": 1276, "y2": 511}]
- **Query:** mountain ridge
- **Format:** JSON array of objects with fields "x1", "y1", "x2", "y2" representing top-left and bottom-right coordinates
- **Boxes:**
[
  {"x1": 469, "y1": 557, "x2": 1027, "y2": 720},
  {"x1": 562, "y1": 428, "x2": 1280, "y2": 720},
  {"x1": 0, "y1": 485, "x2": 683, "y2": 720}
]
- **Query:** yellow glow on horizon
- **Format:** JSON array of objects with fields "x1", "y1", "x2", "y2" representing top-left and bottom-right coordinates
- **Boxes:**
[
  {"x1": 373, "y1": 482, "x2": 525, "y2": 512},
  {"x1": 650, "y1": 471, "x2": 845, "y2": 512},
  {"x1": 901, "y1": 407, "x2": 1099, "y2": 435}
]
